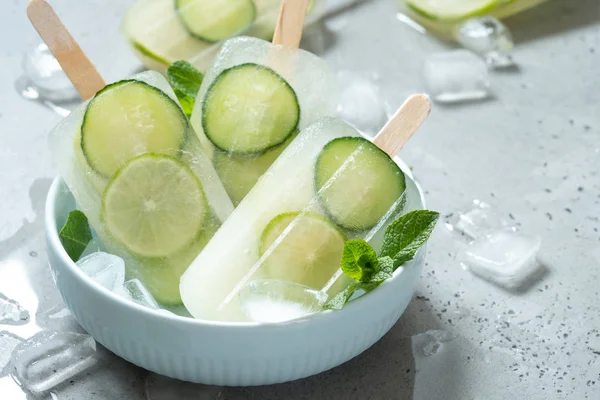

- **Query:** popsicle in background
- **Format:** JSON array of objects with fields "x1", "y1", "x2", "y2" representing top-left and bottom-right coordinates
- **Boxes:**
[
  {"x1": 28, "y1": 0, "x2": 234, "y2": 306},
  {"x1": 180, "y1": 95, "x2": 432, "y2": 322},
  {"x1": 189, "y1": 0, "x2": 339, "y2": 205},
  {"x1": 122, "y1": 0, "x2": 324, "y2": 73}
]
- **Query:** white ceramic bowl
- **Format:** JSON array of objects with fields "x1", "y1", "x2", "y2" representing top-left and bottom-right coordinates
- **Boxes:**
[{"x1": 45, "y1": 161, "x2": 426, "y2": 386}]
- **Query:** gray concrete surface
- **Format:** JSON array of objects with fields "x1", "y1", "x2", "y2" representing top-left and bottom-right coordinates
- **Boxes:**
[{"x1": 0, "y1": 0, "x2": 599, "y2": 398}]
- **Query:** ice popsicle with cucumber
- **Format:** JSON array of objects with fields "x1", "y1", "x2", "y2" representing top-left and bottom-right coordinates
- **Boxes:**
[
  {"x1": 180, "y1": 95, "x2": 432, "y2": 322},
  {"x1": 122, "y1": 0, "x2": 321, "y2": 73},
  {"x1": 189, "y1": 0, "x2": 339, "y2": 205},
  {"x1": 29, "y1": 0, "x2": 234, "y2": 306}
]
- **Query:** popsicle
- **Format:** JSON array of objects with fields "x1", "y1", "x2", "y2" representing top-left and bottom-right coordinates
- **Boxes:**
[
  {"x1": 180, "y1": 95, "x2": 431, "y2": 322},
  {"x1": 189, "y1": 1, "x2": 339, "y2": 205},
  {"x1": 28, "y1": 0, "x2": 234, "y2": 306},
  {"x1": 122, "y1": 0, "x2": 323, "y2": 73}
]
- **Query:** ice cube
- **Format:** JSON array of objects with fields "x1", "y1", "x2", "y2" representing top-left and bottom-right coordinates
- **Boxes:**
[
  {"x1": 21, "y1": 43, "x2": 78, "y2": 102},
  {"x1": 238, "y1": 279, "x2": 327, "y2": 323},
  {"x1": 76, "y1": 252, "x2": 125, "y2": 291},
  {"x1": 10, "y1": 331, "x2": 98, "y2": 395},
  {"x1": 337, "y1": 71, "x2": 387, "y2": 136},
  {"x1": 0, "y1": 331, "x2": 24, "y2": 375},
  {"x1": 0, "y1": 293, "x2": 30, "y2": 325},
  {"x1": 15, "y1": 75, "x2": 72, "y2": 117},
  {"x1": 457, "y1": 17, "x2": 514, "y2": 68},
  {"x1": 445, "y1": 200, "x2": 513, "y2": 240},
  {"x1": 461, "y1": 230, "x2": 542, "y2": 289},
  {"x1": 78, "y1": 231, "x2": 106, "y2": 260},
  {"x1": 114, "y1": 279, "x2": 159, "y2": 309},
  {"x1": 423, "y1": 50, "x2": 491, "y2": 104},
  {"x1": 412, "y1": 330, "x2": 453, "y2": 357},
  {"x1": 145, "y1": 373, "x2": 222, "y2": 399}
]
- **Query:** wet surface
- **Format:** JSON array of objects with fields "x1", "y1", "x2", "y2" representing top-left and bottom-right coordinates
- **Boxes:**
[{"x1": 1, "y1": 0, "x2": 599, "y2": 398}]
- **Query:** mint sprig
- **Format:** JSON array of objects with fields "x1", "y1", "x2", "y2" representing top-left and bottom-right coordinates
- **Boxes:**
[
  {"x1": 380, "y1": 210, "x2": 440, "y2": 268},
  {"x1": 324, "y1": 281, "x2": 381, "y2": 310},
  {"x1": 324, "y1": 210, "x2": 439, "y2": 310},
  {"x1": 340, "y1": 239, "x2": 379, "y2": 282},
  {"x1": 59, "y1": 210, "x2": 93, "y2": 261},
  {"x1": 166, "y1": 61, "x2": 203, "y2": 117}
]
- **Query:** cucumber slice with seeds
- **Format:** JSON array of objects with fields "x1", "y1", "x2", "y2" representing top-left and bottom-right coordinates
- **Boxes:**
[
  {"x1": 175, "y1": 0, "x2": 256, "y2": 43},
  {"x1": 81, "y1": 80, "x2": 187, "y2": 178},
  {"x1": 102, "y1": 154, "x2": 207, "y2": 258},
  {"x1": 202, "y1": 63, "x2": 300, "y2": 154},
  {"x1": 315, "y1": 137, "x2": 406, "y2": 231},
  {"x1": 260, "y1": 212, "x2": 346, "y2": 289}
]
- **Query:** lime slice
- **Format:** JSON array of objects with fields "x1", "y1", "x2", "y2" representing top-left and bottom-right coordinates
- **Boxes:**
[
  {"x1": 102, "y1": 154, "x2": 207, "y2": 258},
  {"x1": 405, "y1": 0, "x2": 500, "y2": 21},
  {"x1": 137, "y1": 212, "x2": 220, "y2": 305},
  {"x1": 260, "y1": 212, "x2": 346, "y2": 289}
]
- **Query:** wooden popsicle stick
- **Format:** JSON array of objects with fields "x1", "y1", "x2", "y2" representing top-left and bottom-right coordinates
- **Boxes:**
[
  {"x1": 27, "y1": 0, "x2": 105, "y2": 100},
  {"x1": 272, "y1": 0, "x2": 310, "y2": 49},
  {"x1": 373, "y1": 94, "x2": 431, "y2": 157}
]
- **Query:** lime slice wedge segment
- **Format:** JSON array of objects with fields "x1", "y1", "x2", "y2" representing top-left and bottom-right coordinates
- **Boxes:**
[
  {"x1": 260, "y1": 212, "x2": 346, "y2": 289},
  {"x1": 102, "y1": 154, "x2": 207, "y2": 258},
  {"x1": 405, "y1": 0, "x2": 500, "y2": 21}
]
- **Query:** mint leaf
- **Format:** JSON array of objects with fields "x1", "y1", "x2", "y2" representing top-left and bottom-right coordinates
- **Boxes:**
[
  {"x1": 166, "y1": 61, "x2": 203, "y2": 98},
  {"x1": 340, "y1": 239, "x2": 379, "y2": 282},
  {"x1": 371, "y1": 256, "x2": 394, "y2": 282},
  {"x1": 173, "y1": 88, "x2": 195, "y2": 117},
  {"x1": 326, "y1": 210, "x2": 439, "y2": 311},
  {"x1": 166, "y1": 61, "x2": 203, "y2": 116},
  {"x1": 323, "y1": 281, "x2": 381, "y2": 310},
  {"x1": 324, "y1": 283, "x2": 357, "y2": 310},
  {"x1": 59, "y1": 210, "x2": 92, "y2": 261},
  {"x1": 380, "y1": 210, "x2": 440, "y2": 269}
]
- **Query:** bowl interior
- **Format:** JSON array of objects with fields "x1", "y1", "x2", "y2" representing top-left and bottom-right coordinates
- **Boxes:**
[{"x1": 45, "y1": 156, "x2": 426, "y2": 328}]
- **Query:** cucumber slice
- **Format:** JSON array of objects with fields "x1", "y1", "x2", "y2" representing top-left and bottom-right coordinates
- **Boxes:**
[
  {"x1": 405, "y1": 0, "x2": 500, "y2": 21},
  {"x1": 81, "y1": 80, "x2": 187, "y2": 178},
  {"x1": 202, "y1": 63, "x2": 300, "y2": 154},
  {"x1": 213, "y1": 131, "x2": 296, "y2": 205},
  {"x1": 72, "y1": 128, "x2": 108, "y2": 194},
  {"x1": 130, "y1": 40, "x2": 170, "y2": 70},
  {"x1": 102, "y1": 154, "x2": 207, "y2": 258},
  {"x1": 175, "y1": 0, "x2": 256, "y2": 43},
  {"x1": 260, "y1": 212, "x2": 346, "y2": 289},
  {"x1": 315, "y1": 137, "x2": 406, "y2": 231},
  {"x1": 123, "y1": 0, "x2": 212, "y2": 71}
]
